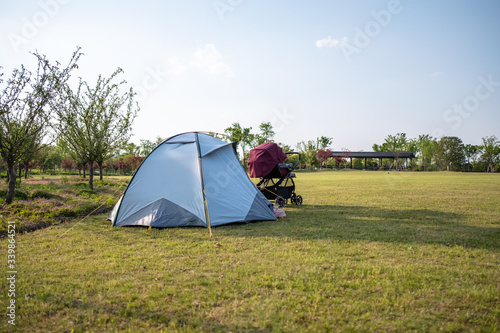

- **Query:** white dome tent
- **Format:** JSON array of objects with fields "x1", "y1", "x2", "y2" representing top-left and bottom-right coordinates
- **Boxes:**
[{"x1": 108, "y1": 132, "x2": 276, "y2": 231}]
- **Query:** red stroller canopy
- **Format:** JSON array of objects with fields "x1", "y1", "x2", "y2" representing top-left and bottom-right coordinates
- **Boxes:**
[{"x1": 248, "y1": 142, "x2": 287, "y2": 178}]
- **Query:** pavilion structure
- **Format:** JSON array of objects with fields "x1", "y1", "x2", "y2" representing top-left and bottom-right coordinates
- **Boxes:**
[{"x1": 330, "y1": 151, "x2": 416, "y2": 170}]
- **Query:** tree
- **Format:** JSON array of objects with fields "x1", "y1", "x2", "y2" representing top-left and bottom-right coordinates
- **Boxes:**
[
  {"x1": 297, "y1": 140, "x2": 319, "y2": 169},
  {"x1": 224, "y1": 123, "x2": 254, "y2": 165},
  {"x1": 255, "y1": 122, "x2": 275, "y2": 145},
  {"x1": 139, "y1": 139, "x2": 156, "y2": 156},
  {"x1": 463, "y1": 144, "x2": 479, "y2": 172},
  {"x1": 316, "y1": 136, "x2": 333, "y2": 150},
  {"x1": 479, "y1": 135, "x2": 500, "y2": 173},
  {"x1": 383, "y1": 133, "x2": 408, "y2": 169},
  {"x1": 55, "y1": 68, "x2": 139, "y2": 189},
  {"x1": 0, "y1": 48, "x2": 81, "y2": 204},
  {"x1": 434, "y1": 136, "x2": 465, "y2": 171},
  {"x1": 122, "y1": 142, "x2": 140, "y2": 156},
  {"x1": 37, "y1": 145, "x2": 62, "y2": 174},
  {"x1": 416, "y1": 135, "x2": 437, "y2": 171},
  {"x1": 317, "y1": 149, "x2": 333, "y2": 169}
]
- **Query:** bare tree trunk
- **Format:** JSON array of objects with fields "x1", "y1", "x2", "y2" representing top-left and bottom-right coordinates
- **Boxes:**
[
  {"x1": 24, "y1": 164, "x2": 29, "y2": 179},
  {"x1": 89, "y1": 162, "x2": 94, "y2": 190},
  {"x1": 98, "y1": 162, "x2": 103, "y2": 181},
  {"x1": 6, "y1": 163, "x2": 16, "y2": 204}
]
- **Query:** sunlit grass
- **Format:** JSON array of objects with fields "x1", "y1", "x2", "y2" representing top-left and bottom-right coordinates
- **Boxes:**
[{"x1": 2, "y1": 171, "x2": 499, "y2": 332}]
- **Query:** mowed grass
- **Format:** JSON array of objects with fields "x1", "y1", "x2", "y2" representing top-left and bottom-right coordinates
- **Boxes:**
[{"x1": 2, "y1": 171, "x2": 500, "y2": 332}]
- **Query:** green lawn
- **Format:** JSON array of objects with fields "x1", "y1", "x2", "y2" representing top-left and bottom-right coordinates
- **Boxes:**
[{"x1": 2, "y1": 171, "x2": 500, "y2": 332}]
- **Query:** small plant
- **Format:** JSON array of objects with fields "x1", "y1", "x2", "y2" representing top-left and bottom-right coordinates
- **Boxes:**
[
  {"x1": 76, "y1": 189, "x2": 96, "y2": 198},
  {"x1": 106, "y1": 197, "x2": 115, "y2": 206},
  {"x1": 30, "y1": 189, "x2": 61, "y2": 200},
  {"x1": 0, "y1": 189, "x2": 28, "y2": 200}
]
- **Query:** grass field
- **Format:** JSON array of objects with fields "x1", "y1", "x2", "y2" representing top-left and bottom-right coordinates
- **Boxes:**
[{"x1": 2, "y1": 171, "x2": 499, "y2": 332}]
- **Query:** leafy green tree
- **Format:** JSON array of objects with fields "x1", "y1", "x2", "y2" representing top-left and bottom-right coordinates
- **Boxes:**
[
  {"x1": 296, "y1": 140, "x2": 316, "y2": 153},
  {"x1": 0, "y1": 48, "x2": 81, "y2": 204},
  {"x1": 316, "y1": 136, "x2": 333, "y2": 150},
  {"x1": 434, "y1": 136, "x2": 465, "y2": 171},
  {"x1": 416, "y1": 135, "x2": 437, "y2": 171},
  {"x1": 139, "y1": 139, "x2": 156, "y2": 156},
  {"x1": 303, "y1": 149, "x2": 319, "y2": 169},
  {"x1": 255, "y1": 122, "x2": 275, "y2": 145},
  {"x1": 55, "y1": 68, "x2": 139, "y2": 189},
  {"x1": 36, "y1": 145, "x2": 62, "y2": 174},
  {"x1": 122, "y1": 142, "x2": 140, "y2": 156},
  {"x1": 297, "y1": 140, "x2": 320, "y2": 169},
  {"x1": 479, "y1": 136, "x2": 500, "y2": 173},
  {"x1": 379, "y1": 133, "x2": 408, "y2": 169},
  {"x1": 463, "y1": 144, "x2": 479, "y2": 171},
  {"x1": 224, "y1": 123, "x2": 254, "y2": 165}
]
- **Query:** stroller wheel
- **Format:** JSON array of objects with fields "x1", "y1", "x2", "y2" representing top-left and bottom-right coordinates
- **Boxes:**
[
  {"x1": 295, "y1": 195, "x2": 303, "y2": 206},
  {"x1": 275, "y1": 197, "x2": 285, "y2": 208}
]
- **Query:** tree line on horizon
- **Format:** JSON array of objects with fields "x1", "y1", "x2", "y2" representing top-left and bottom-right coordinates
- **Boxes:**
[
  {"x1": 369, "y1": 133, "x2": 499, "y2": 172},
  {"x1": 2, "y1": 49, "x2": 499, "y2": 206}
]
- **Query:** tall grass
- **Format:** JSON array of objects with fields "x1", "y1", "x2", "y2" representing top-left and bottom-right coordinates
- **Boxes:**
[{"x1": 2, "y1": 171, "x2": 499, "y2": 332}]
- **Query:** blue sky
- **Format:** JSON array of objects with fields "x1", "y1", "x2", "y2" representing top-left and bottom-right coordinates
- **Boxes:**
[{"x1": 1, "y1": 0, "x2": 499, "y2": 151}]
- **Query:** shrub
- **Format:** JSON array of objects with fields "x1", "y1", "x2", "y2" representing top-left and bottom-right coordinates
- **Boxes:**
[
  {"x1": 42, "y1": 182, "x2": 59, "y2": 191},
  {"x1": 56, "y1": 208, "x2": 77, "y2": 218},
  {"x1": 76, "y1": 189, "x2": 96, "y2": 198},
  {"x1": 0, "y1": 189, "x2": 28, "y2": 200},
  {"x1": 73, "y1": 182, "x2": 89, "y2": 189},
  {"x1": 30, "y1": 189, "x2": 62, "y2": 200}
]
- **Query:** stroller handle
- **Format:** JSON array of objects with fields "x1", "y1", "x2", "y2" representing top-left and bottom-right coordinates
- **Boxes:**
[{"x1": 284, "y1": 152, "x2": 301, "y2": 170}]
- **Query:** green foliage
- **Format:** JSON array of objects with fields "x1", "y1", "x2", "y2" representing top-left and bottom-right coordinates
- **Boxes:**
[
  {"x1": 255, "y1": 121, "x2": 275, "y2": 145},
  {"x1": 30, "y1": 189, "x2": 61, "y2": 200},
  {"x1": 0, "y1": 47, "x2": 81, "y2": 204},
  {"x1": 480, "y1": 135, "x2": 500, "y2": 172},
  {"x1": 55, "y1": 68, "x2": 139, "y2": 190},
  {"x1": 75, "y1": 188, "x2": 96, "y2": 198},
  {"x1": 435, "y1": 136, "x2": 465, "y2": 171},
  {"x1": 0, "y1": 189, "x2": 28, "y2": 200},
  {"x1": 224, "y1": 122, "x2": 254, "y2": 159}
]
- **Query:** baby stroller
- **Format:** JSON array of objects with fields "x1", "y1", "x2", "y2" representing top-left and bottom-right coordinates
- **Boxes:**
[{"x1": 248, "y1": 142, "x2": 303, "y2": 207}]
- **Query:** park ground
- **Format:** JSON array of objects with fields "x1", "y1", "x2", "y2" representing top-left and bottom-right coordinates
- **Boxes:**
[{"x1": 1, "y1": 171, "x2": 499, "y2": 332}]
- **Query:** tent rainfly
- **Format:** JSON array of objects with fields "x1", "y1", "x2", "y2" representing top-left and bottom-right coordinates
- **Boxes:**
[{"x1": 108, "y1": 132, "x2": 277, "y2": 228}]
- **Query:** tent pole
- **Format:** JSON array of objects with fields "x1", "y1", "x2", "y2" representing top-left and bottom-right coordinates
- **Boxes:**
[
  {"x1": 203, "y1": 189, "x2": 212, "y2": 238},
  {"x1": 195, "y1": 133, "x2": 213, "y2": 238}
]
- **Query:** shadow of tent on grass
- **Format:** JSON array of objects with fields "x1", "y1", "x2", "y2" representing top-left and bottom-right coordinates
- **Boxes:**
[{"x1": 216, "y1": 205, "x2": 500, "y2": 251}]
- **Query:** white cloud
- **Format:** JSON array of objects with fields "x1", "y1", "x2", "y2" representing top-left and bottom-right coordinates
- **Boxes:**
[
  {"x1": 316, "y1": 36, "x2": 347, "y2": 48},
  {"x1": 192, "y1": 44, "x2": 234, "y2": 78}
]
